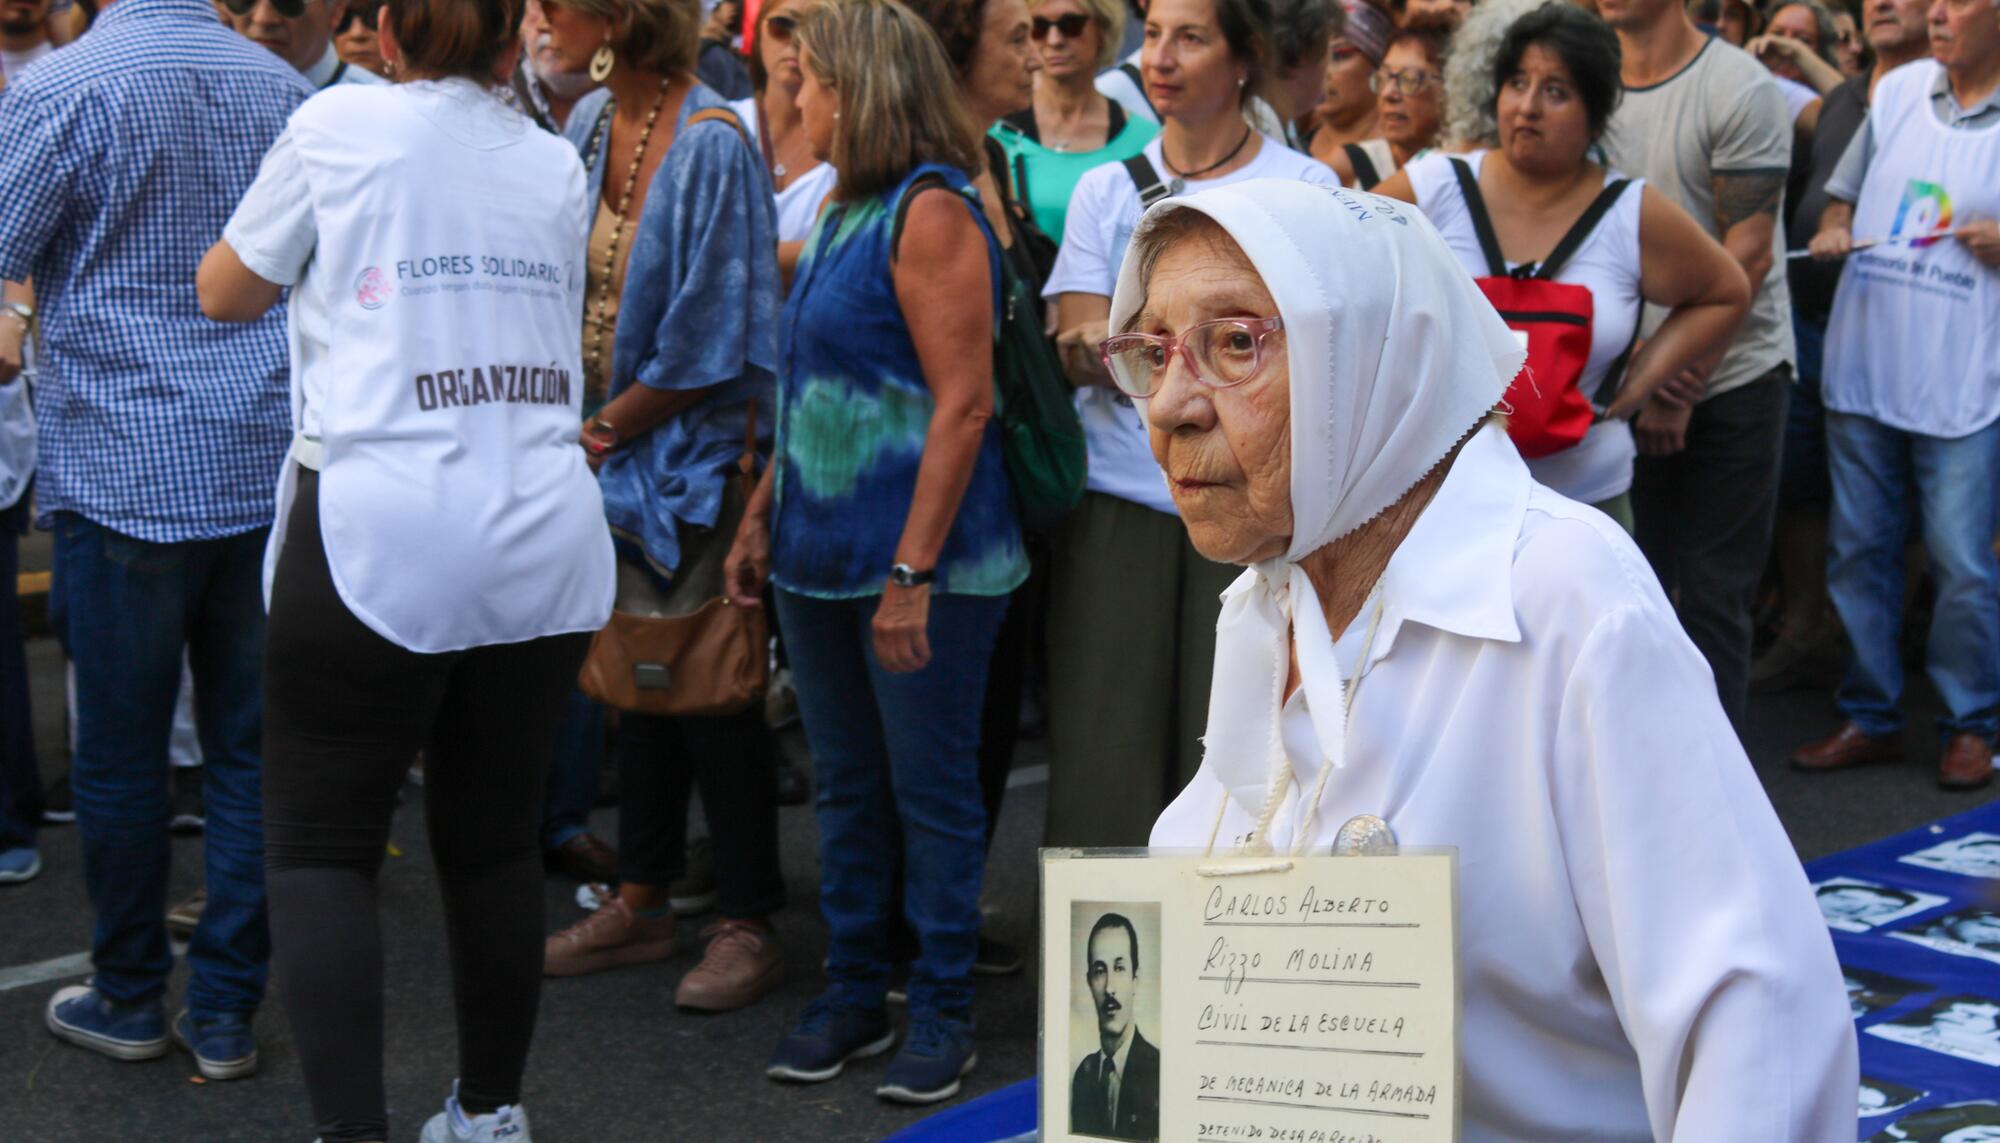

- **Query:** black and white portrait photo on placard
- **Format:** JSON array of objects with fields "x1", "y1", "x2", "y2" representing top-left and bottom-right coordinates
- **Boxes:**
[
  {"x1": 1864, "y1": 1100, "x2": 2000, "y2": 1142},
  {"x1": 1815, "y1": 877, "x2": 1949, "y2": 932},
  {"x1": 1865, "y1": 996, "x2": 2000, "y2": 1067},
  {"x1": 1890, "y1": 909, "x2": 2000, "y2": 967},
  {"x1": 1068, "y1": 903, "x2": 1161, "y2": 1142},
  {"x1": 1858, "y1": 1077, "x2": 1928, "y2": 1119},
  {"x1": 1847, "y1": 967, "x2": 1931, "y2": 1021},
  {"x1": 1898, "y1": 833, "x2": 2000, "y2": 880}
]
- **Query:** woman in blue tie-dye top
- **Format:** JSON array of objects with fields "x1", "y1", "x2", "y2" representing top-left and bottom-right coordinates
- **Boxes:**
[{"x1": 723, "y1": 0, "x2": 1026, "y2": 1105}]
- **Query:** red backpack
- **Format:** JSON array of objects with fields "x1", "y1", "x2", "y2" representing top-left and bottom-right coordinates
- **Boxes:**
[{"x1": 1450, "y1": 158, "x2": 1638, "y2": 459}]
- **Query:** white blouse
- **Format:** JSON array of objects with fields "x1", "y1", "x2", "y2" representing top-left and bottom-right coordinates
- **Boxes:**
[{"x1": 1153, "y1": 426, "x2": 1857, "y2": 1141}]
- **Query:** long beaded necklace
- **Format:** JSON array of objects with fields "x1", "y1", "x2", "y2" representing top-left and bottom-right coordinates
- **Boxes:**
[{"x1": 584, "y1": 77, "x2": 672, "y2": 388}]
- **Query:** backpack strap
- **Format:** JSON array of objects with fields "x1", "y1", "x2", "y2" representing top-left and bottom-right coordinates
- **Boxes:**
[
  {"x1": 1593, "y1": 305, "x2": 1645, "y2": 409},
  {"x1": 1118, "y1": 61, "x2": 1157, "y2": 119},
  {"x1": 1535, "y1": 178, "x2": 1632, "y2": 281},
  {"x1": 684, "y1": 105, "x2": 752, "y2": 149},
  {"x1": 1343, "y1": 143, "x2": 1381, "y2": 191},
  {"x1": 1448, "y1": 158, "x2": 1509, "y2": 278},
  {"x1": 1124, "y1": 154, "x2": 1171, "y2": 208}
]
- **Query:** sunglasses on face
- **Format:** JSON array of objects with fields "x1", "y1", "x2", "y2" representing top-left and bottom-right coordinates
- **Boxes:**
[
  {"x1": 763, "y1": 12, "x2": 797, "y2": 41},
  {"x1": 337, "y1": 4, "x2": 377, "y2": 31},
  {"x1": 218, "y1": 0, "x2": 309, "y2": 16},
  {"x1": 1032, "y1": 12, "x2": 1092, "y2": 40},
  {"x1": 1370, "y1": 66, "x2": 1439, "y2": 96}
]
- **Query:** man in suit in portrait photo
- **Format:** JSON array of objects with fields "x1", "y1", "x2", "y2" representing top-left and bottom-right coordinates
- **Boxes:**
[{"x1": 1071, "y1": 911, "x2": 1159, "y2": 1141}]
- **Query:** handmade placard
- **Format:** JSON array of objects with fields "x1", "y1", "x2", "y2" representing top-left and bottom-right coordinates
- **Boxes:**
[{"x1": 1041, "y1": 848, "x2": 1460, "y2": 1143}]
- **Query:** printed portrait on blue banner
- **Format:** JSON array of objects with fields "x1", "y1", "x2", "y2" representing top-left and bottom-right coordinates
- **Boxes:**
[
  {"x1": 1898, "y1": 833, "x2": 2000, "y2": 880},
  {"x1": 1865, "y1": 996, "x2": 2000, "y2": 1067},
  {"x1": 1864, "y1": 1100, "x2": 2000, "y2": 1142},
  {"x1": 1848, "y1": 967, "x2": 1933, "y2": 1021},
  {"x1": 1816, "y1": 877, "x2": 1950, "y2": 933},
  {"x1": 1859, "y1": 1077, "x2": 1929, "y2": 1120},
  {"x1": 1890, "y1": 909, "x2": 2000, "y2": 967}
]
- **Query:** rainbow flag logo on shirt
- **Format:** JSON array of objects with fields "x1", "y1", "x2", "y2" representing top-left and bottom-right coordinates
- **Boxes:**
[{"x1": 1891, "y1": 181, "x2": 1953, "y2": 248}]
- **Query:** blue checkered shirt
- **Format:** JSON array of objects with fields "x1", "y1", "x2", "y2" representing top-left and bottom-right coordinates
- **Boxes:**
[{"x1": 0, "y1": 0, "x2": 310, "y2": 542}]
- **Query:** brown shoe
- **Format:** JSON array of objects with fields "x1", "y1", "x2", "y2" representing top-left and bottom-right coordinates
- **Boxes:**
[
  {"x1": 1789, "y1": 722, "x2": 1901, "y2": 772},
  {"x1": 1938, "y1": 733, "x2": 1995, "y2": 791},
  {"x1": 545, "y1": 833, "x2": 619, "y2": 884},
  {"x1": 675, "y1": 919, "x2": 785, "y2": 1012},
  {"x1": 544, "y1": 892, "x2": 675, "y2": 977}
]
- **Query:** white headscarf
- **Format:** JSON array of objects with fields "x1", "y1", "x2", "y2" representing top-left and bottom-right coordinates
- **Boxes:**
[{"x1": 1109, "y1": 179, "x2": 1525, "y2": 849}]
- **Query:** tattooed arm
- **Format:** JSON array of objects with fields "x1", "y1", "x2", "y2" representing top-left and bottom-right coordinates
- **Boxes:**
[{"x1": 1710, "y1": 168, "x2": 1787, "y2": 298}]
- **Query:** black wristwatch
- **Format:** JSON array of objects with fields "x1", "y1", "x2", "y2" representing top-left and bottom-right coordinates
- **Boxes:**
[{"x1": 889, "y1": 563, "x2": 935, "y2": 588}]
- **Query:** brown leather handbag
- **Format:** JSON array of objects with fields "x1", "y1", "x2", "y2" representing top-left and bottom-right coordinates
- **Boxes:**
[{"x1": 577, "y1": 401, "x2": 769, "y2": 717}]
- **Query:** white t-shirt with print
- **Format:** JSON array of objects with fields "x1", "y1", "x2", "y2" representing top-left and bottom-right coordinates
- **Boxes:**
[{"x1": 1044, "y1": 135, "x2": 1339, "y2": 515}]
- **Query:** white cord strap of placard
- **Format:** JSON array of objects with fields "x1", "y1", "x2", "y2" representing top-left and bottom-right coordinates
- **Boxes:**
[{"x1": 1197, "y1": 580, "x2": 1387, "y2": 878}]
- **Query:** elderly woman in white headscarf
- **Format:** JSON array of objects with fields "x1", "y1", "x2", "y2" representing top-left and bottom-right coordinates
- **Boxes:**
[{"x1": 1110, "y1": 179, "x2": 1857, "y2": 1139}]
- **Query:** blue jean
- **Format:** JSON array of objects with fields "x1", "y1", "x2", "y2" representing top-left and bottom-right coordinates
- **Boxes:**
[
  {"x1": 1825, "y1": 412, "x2": 2000, "y2": 739},
  {"x1": 775, "y1": 588, "x2": 1006, "y2": 1018},
  {"x1": 540, "y1": 690, "x2": 604, "y2": 852},
  {"x1": 0, "y1": 497, "x2": 41, "y2": 852},
  {"x1": 49, "y1": 513, "x2": 270, "y2": 1014}
]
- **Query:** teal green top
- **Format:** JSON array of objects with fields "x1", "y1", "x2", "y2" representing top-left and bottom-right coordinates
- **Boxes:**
[{"x1": 988, "y1": 112, "x2": 1159, "y2": 245}]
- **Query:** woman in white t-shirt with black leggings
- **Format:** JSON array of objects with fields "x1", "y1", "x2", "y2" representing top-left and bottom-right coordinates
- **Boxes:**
[
  {"x1": 197, "y1": 0, "x2": 613, "y2": 1139},
  {"x1": 1039, "y1": 0, "x2": 1337, "y2": 849},
  {"x1": 1374, "y1": 2, "x2": 1748, "y2": 529}
]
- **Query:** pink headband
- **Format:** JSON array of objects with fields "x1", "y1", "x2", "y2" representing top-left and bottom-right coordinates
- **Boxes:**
[{"x1": 1340, "y1": 0, "x2": 1392, "y2": 64}]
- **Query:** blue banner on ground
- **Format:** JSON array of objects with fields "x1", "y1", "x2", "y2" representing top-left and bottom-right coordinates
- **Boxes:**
[{"x1": 1805, "y1": 801, "x2": 2000, "y2": 1140}]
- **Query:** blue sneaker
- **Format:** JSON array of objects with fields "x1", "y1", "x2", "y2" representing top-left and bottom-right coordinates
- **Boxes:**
[
  {"x1": 172, "y1": 1008, "x2": 259, "y2": 1080},
  {"x1": 45, "y1": 984, "x2": 167, "y2": 1061},
  {"x1": 875, "y1": 1011, "x2": 976, "y2": 1105},
  {"x1": 766, "y1": 994, "x2": 896, "y2": 1083},
  {"x1": 0, "y1": 847, "x2": 40, "y2": 883}
]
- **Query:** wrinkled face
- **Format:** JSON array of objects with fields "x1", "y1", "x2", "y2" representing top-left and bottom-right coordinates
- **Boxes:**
[
  {"x1": 1866, "y1": 0, "x2": 1929, "y2": 52},
  {"x1": 797, "y1": 52, "x2": 838, "y2": 159},
  {"x1": 1376, "y1": 39, "x2": 1443, "y2": 150},
  {"x1": 532, "y1": 0, "x2": 614, "y2": 72},
  {"x1": 1086, "y1": 925, "x2": 1137, "y2": 1040},
  {"x1": 1143, "y1": 229, "x2": 1295, "y2": 566},
  {"x1": 966, "y1": 0, "x2": 1042, "y2": 122},
  {"x1": 1317, "y1": 36, "x2": 1376, "y2": 122},
  {"x1": 222, "y1": 0, "x2": 346, "y2": 72},
  {"x1": 1497, "y1": 43, "x2": 1594, "y2": 174},
  {"x1": 1142, "y1": 0, "x2": 1249, "y2": 123},
  {"x1": 0, "y1": 0, "x2": 50, "y2": 36},
  {"x1": 759, "y1": 0, "x2": 806, "y2": 91},
  {"x1": 1930, "y1": 0, "x2": 2000, "y2": 71},
  {"x1": 1030, "y1": 0, "x2": 1103, "y2": 81}
]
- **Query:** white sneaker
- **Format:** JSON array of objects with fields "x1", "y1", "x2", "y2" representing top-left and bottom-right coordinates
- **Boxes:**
[{"x1": 421, "y1": 1082, "x2": 532, "y2": 1142}]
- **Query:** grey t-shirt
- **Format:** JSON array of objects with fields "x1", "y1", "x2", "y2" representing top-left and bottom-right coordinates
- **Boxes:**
[{"x1": 1605, "y1": 37, "x2": 1795, "y2": 399}]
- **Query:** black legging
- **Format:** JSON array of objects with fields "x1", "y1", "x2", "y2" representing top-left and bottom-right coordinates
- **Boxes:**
[{"x1": 263, "y1": 468, "x2": 590, "y2": 1143}]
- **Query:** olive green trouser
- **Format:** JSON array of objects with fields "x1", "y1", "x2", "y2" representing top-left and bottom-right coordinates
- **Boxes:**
[{"x1": 1044, "y1": 492, "x2": 1241, "y2": 849}]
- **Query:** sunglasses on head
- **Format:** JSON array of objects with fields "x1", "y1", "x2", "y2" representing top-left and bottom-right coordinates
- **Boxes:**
[
  {"x1": 1031, "y1": 12, "x2": 1091, "y2": 39},
  {"x1": 763, "y1": 12, "x2": 797, "y2": 41}
]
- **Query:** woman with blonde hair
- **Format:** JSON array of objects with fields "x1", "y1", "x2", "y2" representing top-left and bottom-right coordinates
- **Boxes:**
[
  {"x1": 989, "y1": 0, "x2": 1158, "y2": 241},
  {"x1": 722, "y1": 0, "x2": 1025, "y2": 1105},
  {"x1": 533, "y1": 0, "x2": 792, "y2": 1014}
]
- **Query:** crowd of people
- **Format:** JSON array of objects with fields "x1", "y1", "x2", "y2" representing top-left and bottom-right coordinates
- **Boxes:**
[{"x1": 0, "y1": 0, "x2": 1992, "y2": 1133}]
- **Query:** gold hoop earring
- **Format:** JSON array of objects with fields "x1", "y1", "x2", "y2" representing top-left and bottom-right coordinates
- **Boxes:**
[{"x1": 589, "y1": 44, "x2": 616, "y2": 82}]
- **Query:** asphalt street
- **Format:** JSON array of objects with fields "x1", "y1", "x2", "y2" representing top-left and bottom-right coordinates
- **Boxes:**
[{"x1": 3, "y1": 532, "x2": 1996, "y2": 1141}]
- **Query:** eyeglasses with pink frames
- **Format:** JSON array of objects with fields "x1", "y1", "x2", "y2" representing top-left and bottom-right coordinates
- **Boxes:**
[{"x1": 1099, "y1": 315, "x2": 1285, "y2": 399}]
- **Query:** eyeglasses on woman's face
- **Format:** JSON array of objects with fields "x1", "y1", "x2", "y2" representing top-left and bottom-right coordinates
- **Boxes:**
[
  {"x1": 1031, "y1": 12, "x2": 1091, "y2": 39},
  {"x1": 764, "y1": 12, "x2": 798, "y2": 42},
  {"x1": 336, "y1": 4, "x2": 377, "y2": 32},
  {"x1": 1100, "y1": 316, "x2": 1285, "y2": 399},
  {"x1": 1370, "y1": 65, "x2": 1440, "y2": 96}
]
